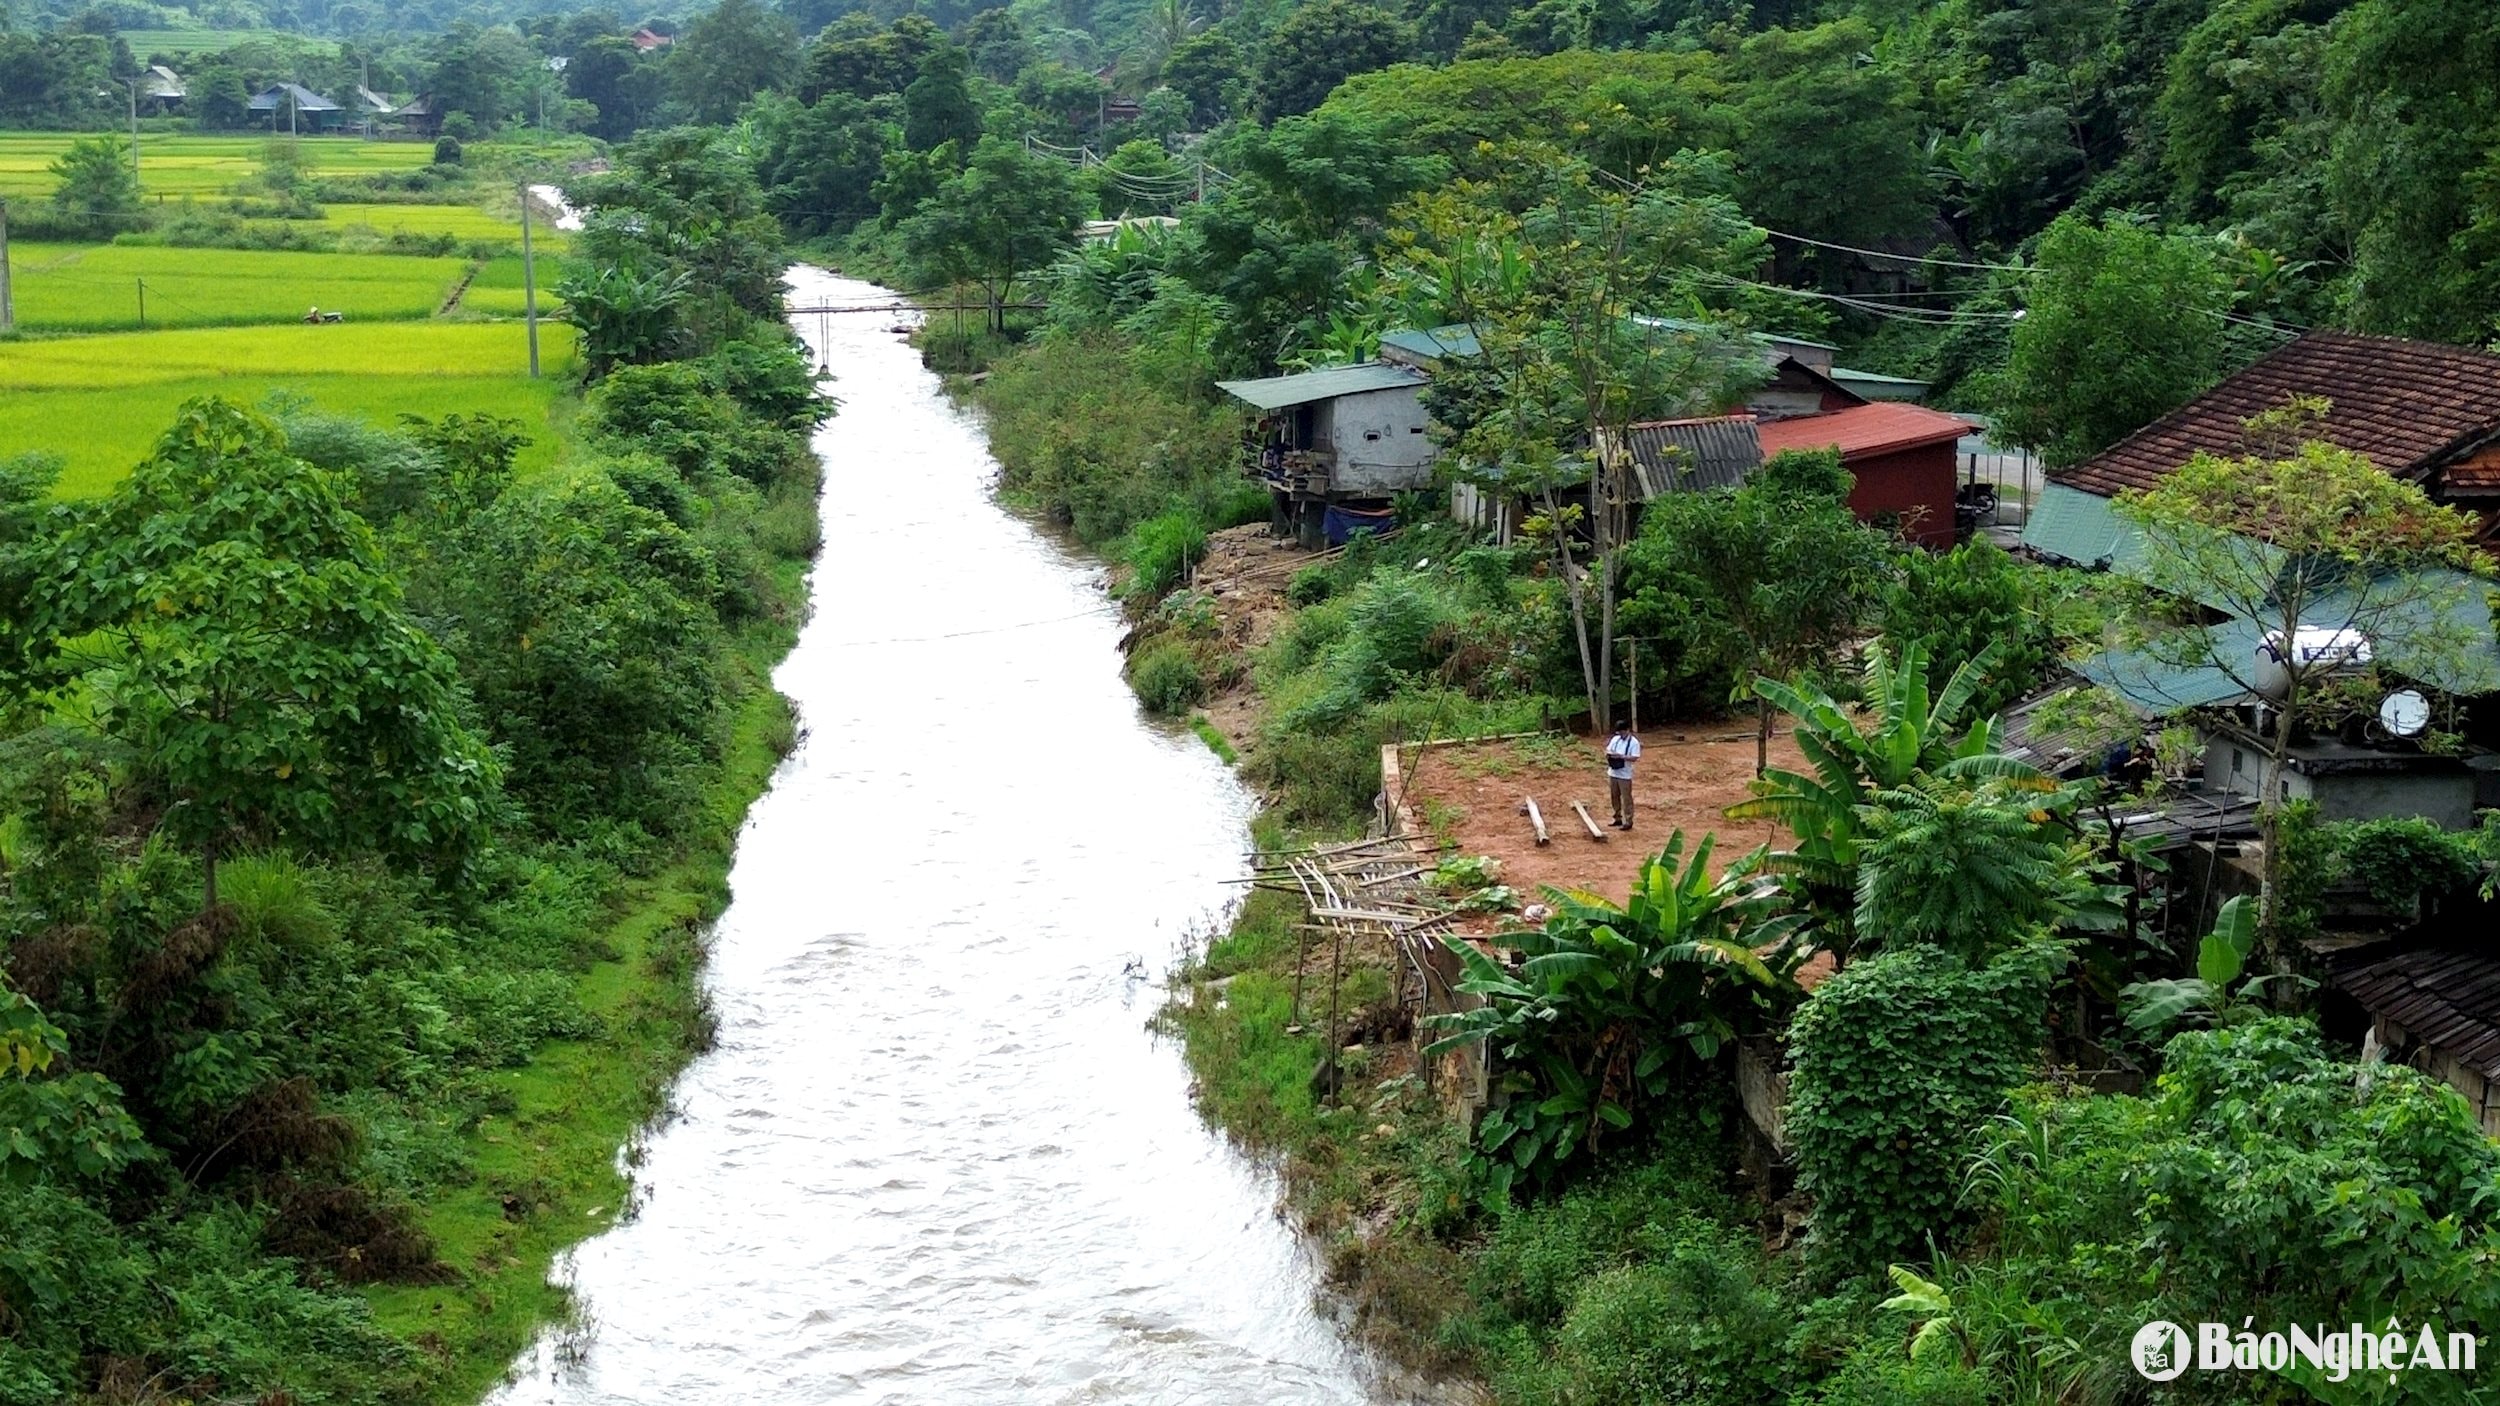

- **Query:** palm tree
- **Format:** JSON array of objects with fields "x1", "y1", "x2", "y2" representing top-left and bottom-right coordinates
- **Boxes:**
[{"x1": 1136, "y1": 0, "x2": 1202, "y2": 77}]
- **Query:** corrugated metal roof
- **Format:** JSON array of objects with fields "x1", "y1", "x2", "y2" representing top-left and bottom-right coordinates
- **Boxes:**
[
  {"x1": 1828, "y1": 365, "x2": 1930, "y2": 402},
  {"x1": 2336, "y1": 946, "x2": 2500, "y2": 1079},
  {"x1": 1379, "y1": 325, "x2": 1481, "y2": 362},
  {"x1": 1621, "y1": 415, "x2": 1762, "y2": 498},
  {"x1": 248, "y1": 82, "x2": 339, "y2": 112},
  {"x1": 1754, "y1": 402, "x2": 1975, "y2": 460},
  {"x1": 1216, "y1": 362, "x2": 1426, "y2": 412},
  {"x1": 2021, "y1": 482, "x2": 2132, "y2": 568},
  {"x1": 2075, "y1": 619, "x2": 2267, "y2": 715}
]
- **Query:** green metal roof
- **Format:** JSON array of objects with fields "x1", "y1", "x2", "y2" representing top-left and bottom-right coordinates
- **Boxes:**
[
  {"x1": 1828, "y1": 365, "x2": 1930, "y2": 402},
  {"x1": 2022, "y1": 482, "x2": 2132, "y2": 569},
  {"x1": 1215, "y1": 361, "x2": 1426, "y2": 412},
  {"x1": 2076, "y1": 619, "x2": 2265, "y2": 716},
  {"x1": 1379, "y1": 325, "x2": 1482, "y2": 361}
]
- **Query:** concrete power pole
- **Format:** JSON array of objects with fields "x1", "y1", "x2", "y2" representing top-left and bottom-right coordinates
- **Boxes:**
[
  {"x1": 519, "y1": 179, "x2": 541, "y2": 378},
  {"x1": 0, "y1": 200, "x2": 14, "y2": 333}
]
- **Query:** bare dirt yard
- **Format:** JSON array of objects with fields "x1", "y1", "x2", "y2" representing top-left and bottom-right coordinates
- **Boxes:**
[{"x1": 1395, "y1": 727, "x2": 1807, "y2": 905}]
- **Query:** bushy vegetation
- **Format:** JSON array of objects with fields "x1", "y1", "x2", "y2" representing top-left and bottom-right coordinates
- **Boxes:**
[{"x1": 0, "y1": 129, "x2": 824, "y2": 1402}]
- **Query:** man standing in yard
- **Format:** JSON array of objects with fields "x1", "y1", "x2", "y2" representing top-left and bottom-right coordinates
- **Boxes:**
[{"x1": 1605, "y1": 721, "x2": 1641, "y2": 831}]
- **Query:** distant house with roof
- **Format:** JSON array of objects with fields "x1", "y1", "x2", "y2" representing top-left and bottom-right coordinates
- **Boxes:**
[
  {"x1": 1218, "y1": 361, "x2": 1435, "y2": 548},
  {"x1": 139, "y1": 64, "x2": 184, "y2": 112},
  {"x1": 247, "y1": 82, "x2": 344, "y2": 132},
  {"x1": 630, "y1": 26, "x2": 674, "y2": 50}
]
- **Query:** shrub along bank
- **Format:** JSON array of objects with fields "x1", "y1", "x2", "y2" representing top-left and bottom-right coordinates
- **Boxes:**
[{"x1": 0, "y1": 128, "x2": 827, "y2": 1404}]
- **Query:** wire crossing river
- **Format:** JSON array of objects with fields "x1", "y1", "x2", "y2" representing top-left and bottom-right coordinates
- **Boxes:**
[{"x1": 490, "y1": 269, "x2": 1427, "y2": 1405}]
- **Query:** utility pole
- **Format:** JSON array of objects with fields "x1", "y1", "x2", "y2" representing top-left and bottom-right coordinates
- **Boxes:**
[
  {"x1": 136, "y1": 277, "x2": 145, "y2": 329},
  {"x1": 127, "y1": 75, "x2": 140, "y2": 188},
  {"x1": 0, "y1": 200, "x2": 14, "y2": 333},
  {"x1": 518, "y1": 179, "x2": 540, "y2": 378}
]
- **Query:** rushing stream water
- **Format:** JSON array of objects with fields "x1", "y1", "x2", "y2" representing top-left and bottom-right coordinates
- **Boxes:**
[{"x1": 489, "y1": 268, "x2": 1427, "y2": 1405}]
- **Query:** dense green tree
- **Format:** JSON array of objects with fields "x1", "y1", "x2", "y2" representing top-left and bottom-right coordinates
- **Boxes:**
[
  {"x1": 1158, "y1": 27, "x2": 1241, "y2": 126},
  {"x1": 1617, "y1": 451, "x2": 1895, "y2": 772},
  {"x1": 565, "y1": 33, "x2": 666, "y2": 139},
  {"x1": 2, "y1": 401, "x2": 499, "y2": 903},
  {"x1": 902, "y1": 43, "x2": 981, "y2": 150},
  {"x1": 1729, "y1": 20, "x2": 1932, "y2": 280},
  {"x1": 2324, "y1": 0, "x2": 2500, "y2": 341},
  {"x1": 751, "y1": 90, "x2": 891, "y2": 235},
  {"x1": 423, "y1": 23, "x2": 534, "y2": 131},
  {"x1": 899, "y1": 135, "x2": 1085, "y2": 332},
  {"x1": 1254, "y1": 0, "x2": 1414, "y2": 121},
  {"x1": 956, "y1": 7, "x2": 1034, "y2": 81},
  {"x1": 801, "y1": 12, "x2": 940, "y2": 101},
  {"x1": 46, "y1": 134, "x2": 139, "y2": 238},
  {"x1": 1985, "y1": 214, "x2": 2229, "y2": 468},
  {"x1": 671, "y1": 0, "x2": 802, "y2": 122}
]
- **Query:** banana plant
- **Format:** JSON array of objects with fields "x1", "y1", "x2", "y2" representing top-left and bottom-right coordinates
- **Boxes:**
[
  {"x1": 1425, "y1": 831, "x2": 1803, "y2": 1198},
  {"x1": 1726, "y1": 640, "x2": 2053, "y2": 961},
  {"x1": 2118, "y1": 895, "x2": 2302, "y2": 1037}
]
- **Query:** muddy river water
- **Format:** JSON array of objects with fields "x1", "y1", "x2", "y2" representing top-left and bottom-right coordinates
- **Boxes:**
[{"x1": 488, "y1": 269, "x2": 1426, "y2": 1405}]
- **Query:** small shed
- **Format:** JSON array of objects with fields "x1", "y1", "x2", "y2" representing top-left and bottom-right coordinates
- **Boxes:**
[
  {"x1": 1754, "y1": 401, "x2": 1975, "y2": 547},
  {"x1": 247, "y1": 82, "x2": 344, "y2": 131},
  {"x1": 1218, "y1": 362, "x2": 1434, "y2": 548},
  {"x1": 2335, "y1": 946, "x2": 2500, "y2": 1135}
]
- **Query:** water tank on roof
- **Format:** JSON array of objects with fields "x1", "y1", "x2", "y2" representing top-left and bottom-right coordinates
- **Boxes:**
[{"x1": 2251, "y1": 627, "x2": 2372, "y2": 699}]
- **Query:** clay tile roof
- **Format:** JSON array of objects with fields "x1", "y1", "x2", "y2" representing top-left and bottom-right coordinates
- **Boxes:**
[
  {"x1": 1752, "y1": 402, "x2": 1975, "y2": 461},
  {"x1": 2062, "y1": 330, "x2": 2500, "y2": 498}
]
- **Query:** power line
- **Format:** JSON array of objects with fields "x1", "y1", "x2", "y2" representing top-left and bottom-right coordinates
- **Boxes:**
[{"x1": 1760, "y1": 227, "x2": 2030, "y2": 273}]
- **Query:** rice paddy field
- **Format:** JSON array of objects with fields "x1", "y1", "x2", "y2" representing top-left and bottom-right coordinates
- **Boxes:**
[
  {"x1": 0, "y1": 132, "x2": 438, "y2": 199},
  {"x1": 0, "y1": 322, "x2": 577, "y2": 496},
  {"x1": 120, "y1": 28, "x2": 338, "y2": 55},
  {"x1": 8, "y1": 242, "x2": 473, "y2": 330},
  {"x1": 319, "y1": 201, "x2": 534, "y2": 243}
]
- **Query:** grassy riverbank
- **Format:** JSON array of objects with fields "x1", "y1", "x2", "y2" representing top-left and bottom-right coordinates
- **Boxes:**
[{"x1": 361, "y1": 603, "x2": 805, "y2": 1402}]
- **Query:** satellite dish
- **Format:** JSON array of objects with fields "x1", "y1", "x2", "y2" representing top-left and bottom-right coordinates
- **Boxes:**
[{"x1": 2378, "y1": 689, "x2": 2431, "y2": 739}]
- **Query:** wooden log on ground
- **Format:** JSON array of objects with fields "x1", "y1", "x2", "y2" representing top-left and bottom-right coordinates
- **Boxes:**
[
  {"x1": 1570, "y1": 799, "x2": 1608, "y2": 842},
  {"x1": 1521, "y1": 797, "x2": 1550, "y2": 846}
]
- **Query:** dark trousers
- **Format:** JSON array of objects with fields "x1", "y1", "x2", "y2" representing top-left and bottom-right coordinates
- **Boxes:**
[{"x1": 1609, "y1": 774, "x2": 1634, "y2": 826}]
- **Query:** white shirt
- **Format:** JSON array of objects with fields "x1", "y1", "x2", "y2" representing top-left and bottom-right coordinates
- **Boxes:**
[{"x1": 1605, "y1": 734, "x2": 1641, "y2": 779}]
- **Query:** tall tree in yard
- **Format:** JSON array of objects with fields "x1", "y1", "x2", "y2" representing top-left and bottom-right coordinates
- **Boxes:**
[
  {"x1": 1389, "y1": 147, "x2": 1768, "y2": 729},
  {"x1": 1987, "y1": 214, "x2": 2230, "y2": 468},
  {"x1": 899, "y1": 136, "x2": 1084, "y2": 334},
  {"x1": 0, "y1": 400, "x2": 499, "y2": 907},
  {"x1": 1616, "y1": 449, "x2": 1893, "y2": 774},
  {"x1": 2116, "y1": 400, "x2": 2487, "y2": 955}
]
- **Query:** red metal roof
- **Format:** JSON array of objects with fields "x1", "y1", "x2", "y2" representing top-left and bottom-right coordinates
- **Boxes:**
[
  {"x1": 2062, "y1": 330, "x2": 2500, "y2": 498},
  {"x1": 1752, "y1": 402, "x2": 1975, "y2": 461}
]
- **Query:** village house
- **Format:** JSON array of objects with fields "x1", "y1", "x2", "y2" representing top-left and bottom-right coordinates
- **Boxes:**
[
  {"x1": 247, "y1": 82, "x2": 345, "y2": 133},
  {"x1": 2003, "y1": 330, "x2": 2500, "y2": 1122},
  {"x1": 139, "y1": 65, "x2": 185, "y2": 114},
  {"x1": 1217, "y1": 360, "x2": 1435, "y2": 548}
]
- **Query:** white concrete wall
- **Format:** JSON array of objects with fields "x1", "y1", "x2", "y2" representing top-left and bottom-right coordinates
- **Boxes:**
[{"x1": 1325, "y1": 386, "x2": 1436, "y2": 493}]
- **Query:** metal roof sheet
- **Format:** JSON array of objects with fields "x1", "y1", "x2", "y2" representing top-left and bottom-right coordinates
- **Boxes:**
[
  {"x1": 1379, "y1": 325, "x2": 1481, "y2": 362},
  {"x1": 1753, "y1": 402, "x2": 1976, "y2": 460},
  {"x1": 1621, "y1": 415, "x2": 1762, "y2": 498},
  {"x1": 1828, "y1": 365, "x2": 1930, "y2": 402},
  {"x1": 2075, "y1": 619, "x2": 2267, "y2": 715},
  {"x1": 1216, "y1": 361, "x2": 1426, "y2": 412}
]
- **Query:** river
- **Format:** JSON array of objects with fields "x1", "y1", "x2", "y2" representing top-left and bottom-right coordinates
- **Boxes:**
[{"x1": 487, "y1": 268, "x2": 1422, "y2": 1405}]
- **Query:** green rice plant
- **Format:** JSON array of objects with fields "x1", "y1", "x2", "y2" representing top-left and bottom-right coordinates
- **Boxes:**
[
  {"x1": 5, "y1": 242, "x2": 469, "y2": 330},
  {"x1": 0, "y1": 322, "x2": 576, "y2": 496}
]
